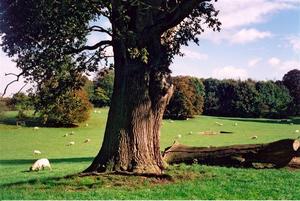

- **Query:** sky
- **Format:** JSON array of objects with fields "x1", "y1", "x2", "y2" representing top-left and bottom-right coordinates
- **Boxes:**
[{"x1": 0, "y1": 0, "x2": 300, "y2": 97}]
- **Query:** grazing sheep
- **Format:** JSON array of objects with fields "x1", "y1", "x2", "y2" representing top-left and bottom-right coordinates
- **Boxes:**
[
  {"x1": 84, "y1": 138, "x2": 91, "y2": 143},
  {"x1": 94, "y1": 110, "x2": 97, "y2": 113},
  {"x1": 33, "y1": 150, "x2": 41, "y2": 155},
  {"x1": 296, "y1": 130, "x2": 299, "y2": 133},
  {"x1": 234, "y1": 122, "x2": 238, "y2": 126},
  {"x1": 251, "y1": 136, "x2": 258, "y2": 139},
  {"x1": 67, "y1": 141, "x2": 75, "y2": 146},
  {"x1": 290, "y1": 123, "x2": 294, "y2": 125},
  {"x1": 69, "y1": 131, "x2": 75, "y2": 135},
  {"x1": 188, "y1": 131, "x2": 193, "y2": 135},
  {"x1": 29, "y1": 158, "x2": 51, "y2": 171},
  {"x1": 170, "y1": 120, "x2": 174, "y2": 123},
  {"x1": 63, "y1": 133, "x2": 69, "y2": 137},
  {"x1": 177, "y1": 134, "x2": 182, "y2": 138},
  {"x1": 85, "y1": 123, "x2": 89, "y2": 127},
  {"x1": 215, "y1": 122, "x2": 223, "y2": 126},
  {"x1": 33, "y1": 127, "x2": 39, "y2": 131}
]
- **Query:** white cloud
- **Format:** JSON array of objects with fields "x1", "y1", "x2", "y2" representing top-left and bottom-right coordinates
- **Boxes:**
[
  {"x1": 287, "y1": 36, "x2": 300, "y2": 52},
  {"x1": 201, "y1": 28, "x2": 272, "y2": 44},
  {"x1": 280, "y1": 60, "x2": 300, "y2": 71},
  {"x1": 248, "y1": 58, "x2": 262, "y2": 67},
  {"x1": 212, "y1": 66, "x2": 248, "y2": 80},
  {"x1": 182, "y1": 48, "x2": 208, "y2": 60},
  {"x1": 267, "y1": 57, "x2": 300, "y2": 71},
  {"x1": 231, "y1": 28, "x2": 272, "y2": 44},
  {"x1": 200, "y1": 0, "x2": 298, "y2": 44},
  {"x1": 215, "y1": 0, "x2": 299, "y2": 30},
  {"x1": 268, "y1": 57, "x2": 281, "y2": 66}
]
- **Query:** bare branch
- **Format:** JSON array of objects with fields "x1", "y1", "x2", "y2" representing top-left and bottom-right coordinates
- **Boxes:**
[
  {"x1": 17, "y1": 83, "x2": 28, "y2": 94},
  {"x1": 2, "y1": 72, "x2": 25, "y2": 97},
  {"x1": 66, "y1": 40, "x2": 112, "y2": 54},
  {"x1": 88, "y1": 25, "x2": 112, "y2": 36}
]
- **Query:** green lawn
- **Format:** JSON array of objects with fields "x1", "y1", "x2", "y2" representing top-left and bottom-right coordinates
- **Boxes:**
[{"x1": 0, "y1": 108, "x2": 299, "y2": 199}]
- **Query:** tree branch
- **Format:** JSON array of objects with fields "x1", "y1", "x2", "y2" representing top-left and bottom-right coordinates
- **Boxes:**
[
  {"x1": 66, "y1": 40, "x2": 112, "y2": 54},
  {"x1": 157, "y1": 0, "x2": 212, "y2": 33},
  {"x1": 88, "y1": 25, "x2": 112, "y2": 36},
  {"x1": 2, "y1": 72, "x2": 25, "y2": 97}
]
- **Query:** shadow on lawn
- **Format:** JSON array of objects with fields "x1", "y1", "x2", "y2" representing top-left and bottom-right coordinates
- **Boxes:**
[
  {"x1": 0, "y1": 116, "x2": 78, "y2": 128},
  {"x1": 217, "y1": 117, "x2": 300, "y2": 125},
  {"x1": 0, "y1": 157, "x2": 94, "y2": 165},
  {"x1": 0, "y1": 116, "x2": 43, "y2": 127}
]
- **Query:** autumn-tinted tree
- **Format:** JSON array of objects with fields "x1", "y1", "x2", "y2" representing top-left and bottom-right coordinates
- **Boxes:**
[
  {"x1": 164, "y1": 76, "x2": 205, "y2": 119},
  {"x1": 0, "y1": 0, "x2": 220, "y2": 174},
  {"x1": 283, "y1": 69, "x2": 300, "y2": 115}
]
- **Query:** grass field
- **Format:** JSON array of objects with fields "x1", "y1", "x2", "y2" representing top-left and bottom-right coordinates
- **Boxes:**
[{"x1": 0, "y1": 108, "x2": 299, "y2": 199}]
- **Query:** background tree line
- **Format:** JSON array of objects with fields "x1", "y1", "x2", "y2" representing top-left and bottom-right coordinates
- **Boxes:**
[{"x1": 1, "y1": 69, "x2": 299, "y2": 124}]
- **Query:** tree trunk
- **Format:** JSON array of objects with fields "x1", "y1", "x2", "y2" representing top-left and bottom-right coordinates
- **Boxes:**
[
  {"x1": 163, "y1": 139, "x2": 300, "y2": 168},
  {"x1": 84, "y1": 1, "x2": 175, "y2": 175},
  {"x1": 84, "y1": 41, "x2": 173, "y2": 175}
]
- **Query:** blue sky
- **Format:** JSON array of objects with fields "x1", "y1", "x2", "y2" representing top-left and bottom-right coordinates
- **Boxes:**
[{"x1": 1, "y1": 0, "x2": 300, "y2": 96}]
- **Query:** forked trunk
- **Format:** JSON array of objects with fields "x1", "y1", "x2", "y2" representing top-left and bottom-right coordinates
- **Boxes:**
[{"x1": 84, "y1": 59, "x2": 173, "y2": 175}]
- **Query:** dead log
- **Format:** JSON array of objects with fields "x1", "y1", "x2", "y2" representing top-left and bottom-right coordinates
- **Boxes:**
[{"x1": 162, "y1": 139, "x2": 300, "y2": 168}]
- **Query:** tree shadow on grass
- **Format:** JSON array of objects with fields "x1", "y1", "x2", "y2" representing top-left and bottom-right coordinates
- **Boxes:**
[
  {"x1": 0, "y1": 157, "x2": 94, "y2": 166},
  {"x1": 217, "y1": 117, "x2": 300, "y2": 125},
  {"x1": 0, "y1": 115, "x2": 44, "y2": 127},
  {"x1": 0, "y1": 115, "x2": 78, "y2": 128}
]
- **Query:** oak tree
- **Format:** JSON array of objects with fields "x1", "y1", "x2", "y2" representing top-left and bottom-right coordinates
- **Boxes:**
[{"x1": 0, "y1": 0, "x2": 220, "y2": 174}]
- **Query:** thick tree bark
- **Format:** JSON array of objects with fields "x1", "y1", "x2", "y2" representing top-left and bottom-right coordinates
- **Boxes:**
[
  {"x1": 163, "y1": 139, "x2": 300, "y2": 168},
  {"x1": 84, "y1": 63, "x2": 173, "y2": 174}
]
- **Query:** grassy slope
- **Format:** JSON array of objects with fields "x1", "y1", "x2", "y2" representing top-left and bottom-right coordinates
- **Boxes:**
[{"x1": 0, "y1": 108, "x2": 299, "y2": 199}]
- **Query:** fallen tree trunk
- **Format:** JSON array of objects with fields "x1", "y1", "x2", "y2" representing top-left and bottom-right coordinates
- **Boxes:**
[{"x1": 162, "y1": 139, "x2": 300, "y2": 168}]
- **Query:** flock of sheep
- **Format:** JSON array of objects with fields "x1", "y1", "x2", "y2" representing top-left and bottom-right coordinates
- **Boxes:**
[
  {"x1": 29, "y1": 129, "x2": 91, "y2": 171},
  {"x1": 29, "y1": 117, "x2": 299, "y2": 171}
]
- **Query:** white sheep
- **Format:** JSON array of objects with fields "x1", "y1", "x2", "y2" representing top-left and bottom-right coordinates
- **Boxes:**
[
  {"x1": 295, "y1": 130, "x2": 299, "y2": 133},
  {"x1": 29, "y1": 158, "x2": 51, "y2": 171},
  {"x1": 188, "y1": 131, "x2": 193, "y2": 135},
  {"x1": 234, "y1": 122, "x2": 238, "y2": 126},
  {"x1": 69, "y1": 131, "x2": 75, "y2": 135},
  {"x1": 84, "y1": 138, "x2": 91, "y2": 143},
  {"x1": 170, "y1": 120, "x2": 174, "y2": 123},
  {"x1": 85, "y1": 123, "x2": 89, "y2": 127},
  {"x1": 251, "y1": 136, "x2": 258, "y2": 139},
  {"x1": 33, "y1": 126, "x2": 39, "y2": 131},
  {"x1": 215, "y1": 122, "x2": 223, "y2": 126},
  {"x1": 63, "y1": 133, "x2": 69, "y2": 137},
  {"x1": 33, "y1": 150, "x2": 41, "y2": 155},
  {"x1": 67, "y1": 141, "x2": 75, "y2": 146},
  {"x1": 177, "y1": 134, "x2": 182, "y2": 139}
]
